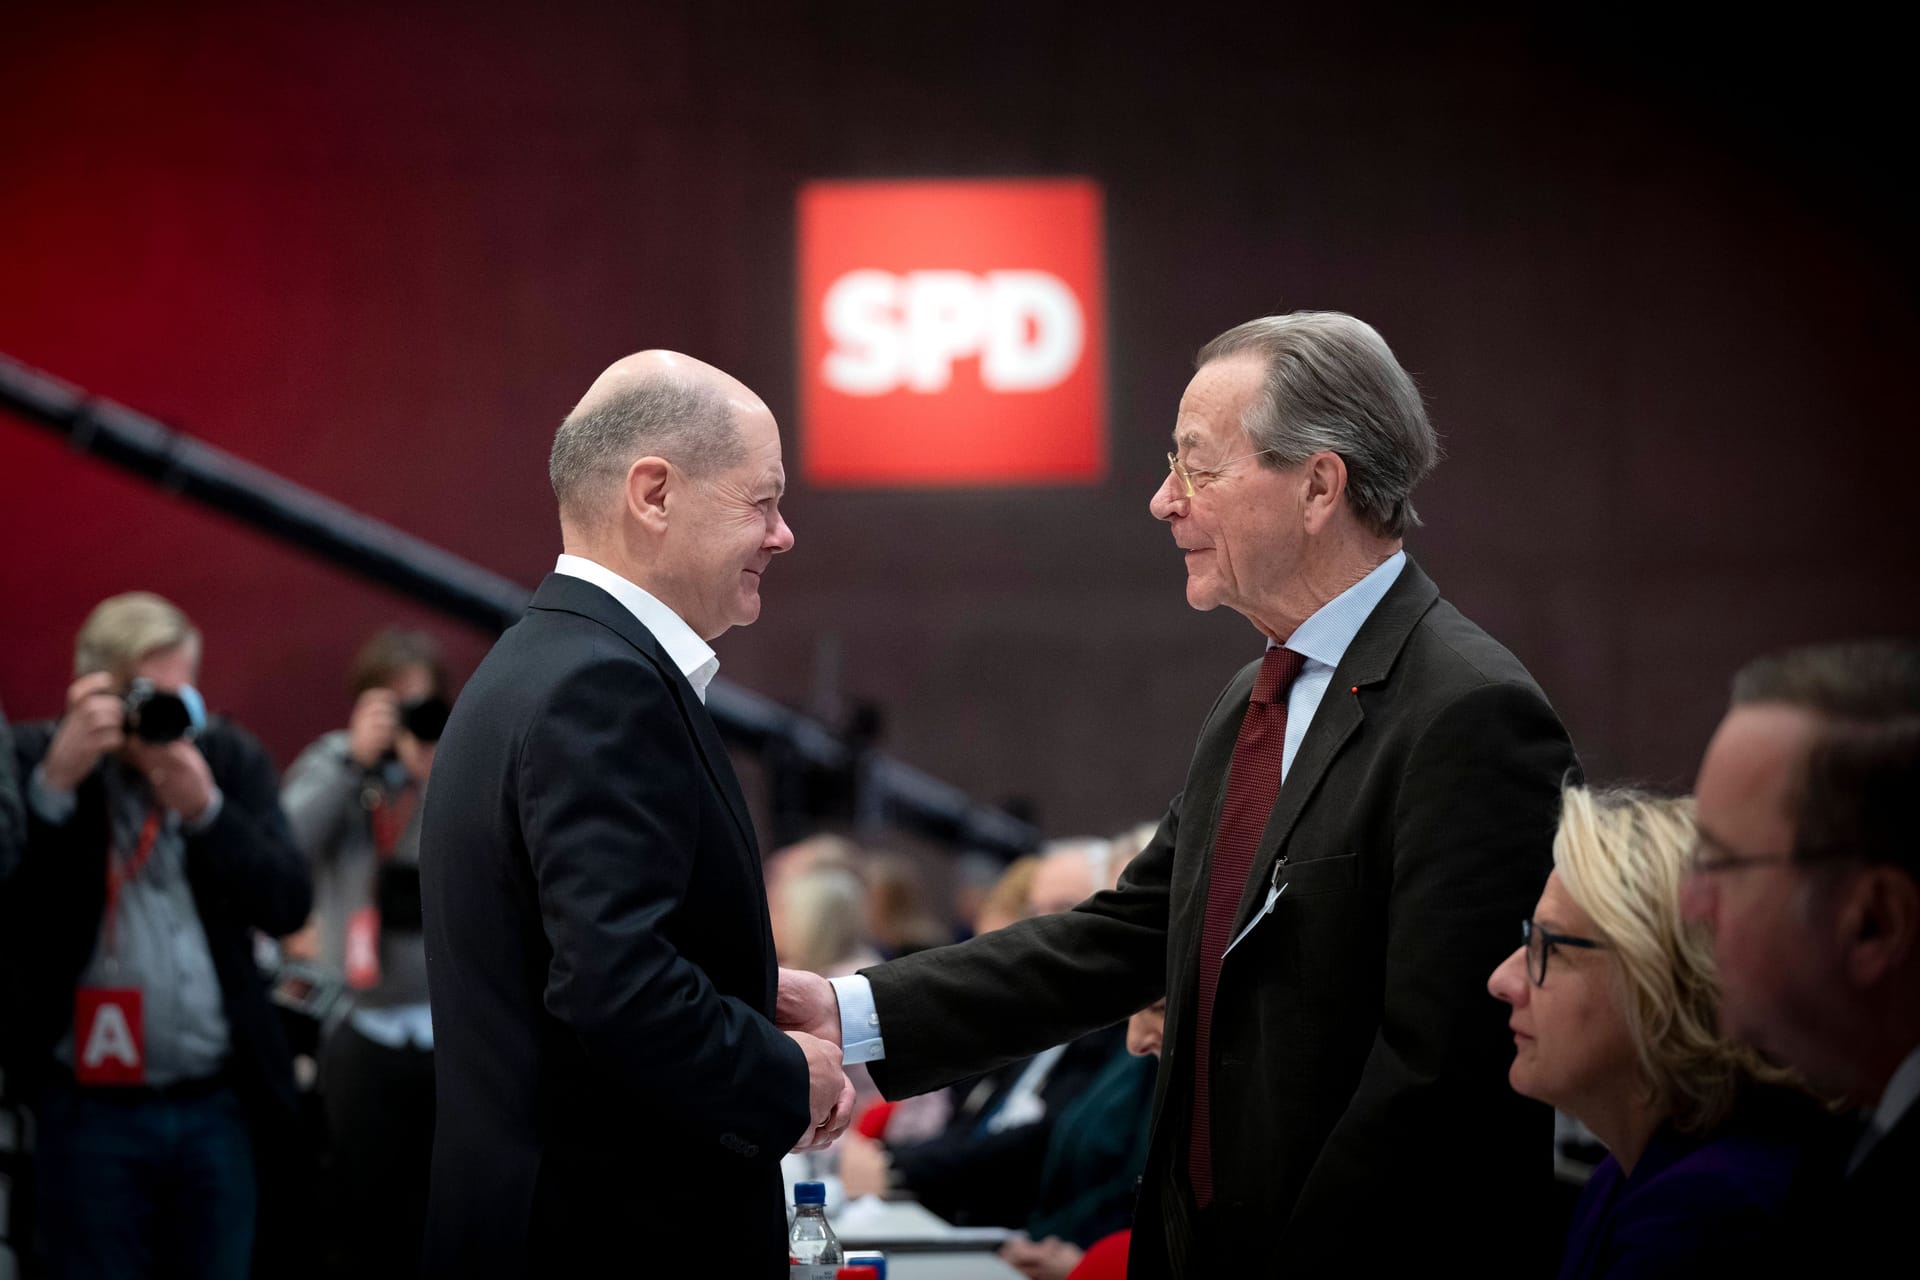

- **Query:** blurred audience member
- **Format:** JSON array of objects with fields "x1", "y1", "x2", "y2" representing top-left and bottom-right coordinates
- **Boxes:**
[
  {"x1": 320, "y1": 859, "x2": 435, "y2": 1278},
  {"x1": 281, "y1": 628, "x2": 447, "y2": 986},
  {"x1": 1028, "y1": 837, "x2": 1109, "y2": 916},
  {"x1": 950, "y1": 850, "x2": 1008, "y2": 939},
  {"x1": 864, "y1": 851, "x2": 951, "y2": 958},
  {"x1": 838, "y1": 843, "x2": 1125, "y2": 1226},
  {"x1": 0, "y1": 698, "x2": 22, "y2": 883},
  {"x1": 973, "y1": 855, "x2": 1041, "y2": 935},
  {"x1": 0, "y1": 592, "x2": 309, "y2": 1279},
  {"x1": 766, "y1": 832, "x2": 861, "y2": 902},
  {"x1": 1489, "y1": 786, "x2": 1817, "y2": 1278},
  {"x1": 857, "y1": 855, "x2": 1052, "y2": 1154},
  {"x1": 1000, "y1": 999, "x2": 1166, "y2": 1280},
  {"x1": 1685, "y1": 641, "x2": 1920, "y2": 1261},
  {"x1": 774, "y1": 862, "x2": 880, "y2": 978}
]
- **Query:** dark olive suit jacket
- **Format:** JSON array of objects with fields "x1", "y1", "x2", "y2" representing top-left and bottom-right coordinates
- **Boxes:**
[
  {"x1": 864, "y1": 557, "x2": 1576, "y2": 1276},
  {"x1": 419, "y1": 573, "x2": 809, "y2": 1277}
]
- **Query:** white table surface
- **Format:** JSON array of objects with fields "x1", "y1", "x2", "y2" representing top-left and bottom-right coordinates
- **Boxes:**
[{"x1": 834, "y1": 1197, "x2": 1024, "y2": 1280}]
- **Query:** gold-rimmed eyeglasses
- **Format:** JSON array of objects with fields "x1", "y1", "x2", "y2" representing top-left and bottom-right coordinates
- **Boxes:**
[{"x1": 1165, "y1": 448, "x2": 1280, "y2": 498}]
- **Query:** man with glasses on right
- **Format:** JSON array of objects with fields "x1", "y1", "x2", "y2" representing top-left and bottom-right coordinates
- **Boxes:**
[{"x1": 1685, "y1": 640, "x2": 1920, "y2": 1260}]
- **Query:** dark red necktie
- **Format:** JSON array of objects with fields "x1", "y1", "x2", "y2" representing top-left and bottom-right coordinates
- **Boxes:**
[{"x1": 1187, "y1": 645, "x2": 1306, "y2": 1210}]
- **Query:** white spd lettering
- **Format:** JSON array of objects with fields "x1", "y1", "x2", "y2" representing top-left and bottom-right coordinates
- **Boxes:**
[{"x1": 823, "y1": 269, "x2": 1084, "y2": 395}]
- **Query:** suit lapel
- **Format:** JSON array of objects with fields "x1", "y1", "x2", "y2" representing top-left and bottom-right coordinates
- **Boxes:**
[
  {"x1": 527, "y1": 574, "x2": 758, "y2": 857},
  {"x1": 1225, "y1": 557, "x2": 1442, "y2": 942}
]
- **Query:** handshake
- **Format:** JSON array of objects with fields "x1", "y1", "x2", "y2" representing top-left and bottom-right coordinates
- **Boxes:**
[{"x1": 777, "y1": 967, "x2": 854, "y2": 1154}]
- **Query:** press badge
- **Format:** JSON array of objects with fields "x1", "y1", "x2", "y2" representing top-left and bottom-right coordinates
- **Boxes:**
[{"x1": 73, "y1": 986, "x2": 146, "y2": 1085}]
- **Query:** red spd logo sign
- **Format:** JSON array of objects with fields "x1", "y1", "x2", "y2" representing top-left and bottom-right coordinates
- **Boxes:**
[{"x1": 798, "y1": 179, "x2": 1106, "y2": 486}]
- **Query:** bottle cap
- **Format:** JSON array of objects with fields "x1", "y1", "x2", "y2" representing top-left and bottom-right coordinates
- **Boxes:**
[{"x1": 794, "y1": 1180, "x2": 827, "y2": 1205}]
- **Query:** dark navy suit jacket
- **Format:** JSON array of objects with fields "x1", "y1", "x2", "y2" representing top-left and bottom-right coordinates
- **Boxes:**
[{"x1": 1558, "y1": 1093, "x2": 1823, "y2": 1279}]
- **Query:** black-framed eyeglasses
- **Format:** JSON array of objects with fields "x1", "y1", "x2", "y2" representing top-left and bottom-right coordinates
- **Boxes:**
[{"x1": 1521, "y1": 918, "x2": 1605, "y2": 987}]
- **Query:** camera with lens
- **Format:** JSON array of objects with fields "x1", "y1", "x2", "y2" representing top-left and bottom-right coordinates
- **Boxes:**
[
  {"x1": 123, "y1": 678, "x2": 196, "y2": 744},
  {"x1": 398, "y1": 695, "x2": 450, "y2": 744}
]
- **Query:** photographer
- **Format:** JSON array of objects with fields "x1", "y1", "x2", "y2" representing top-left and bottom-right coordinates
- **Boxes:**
[
  {"x1": 280, "y1": 628, "x2": 447, "y2": 986},
  {"x1": 0, "y1": 591, "x2": 310, "y2": 1279}
]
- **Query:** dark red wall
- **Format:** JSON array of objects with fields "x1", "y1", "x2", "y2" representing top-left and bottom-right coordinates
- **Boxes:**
[{"x1": 4, "y1": 3, "x2": 1915, "y2": 834}]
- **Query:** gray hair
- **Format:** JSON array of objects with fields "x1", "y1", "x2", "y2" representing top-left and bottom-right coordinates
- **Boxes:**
[
  {"x1": 1196, "y1": 312, "x2": 1439, "y2": 538},
  {"x1": 74, "y1": 592, "x2": 200, "y2": 680},
  {"x1": 548, "y1": 374, "x2": 745, "y2": 528}
]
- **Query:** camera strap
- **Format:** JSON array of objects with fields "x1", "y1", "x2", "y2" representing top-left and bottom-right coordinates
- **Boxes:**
[
  {"x1": 75, "y1": 810, "x2": 162, "y2": 1086},
  {"x1": 370, "y1": 783, "x2": 418, "y2": 861},
  {"x1": 102, "y1": 811, "x2": 163, "y2": 962}
]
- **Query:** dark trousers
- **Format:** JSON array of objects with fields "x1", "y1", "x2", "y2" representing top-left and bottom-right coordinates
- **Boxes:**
[{"x1": 35, "y1": 1077, "x2": 256, "y2": 1280}]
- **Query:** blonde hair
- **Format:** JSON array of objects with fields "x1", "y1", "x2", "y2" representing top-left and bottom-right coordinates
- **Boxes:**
[
  {"x1": 975, "y1": 855, "x2": 1041, "y2": 934},
  {"x1": 74, "y1": 592, "x2": 200, "y2": 681},
  {"x1": 777, "y1": 865, "x2": 870, "y2": 976},
  {"x1": 1555, "y1": 786, "x2": 1796, "y2": 1132}
]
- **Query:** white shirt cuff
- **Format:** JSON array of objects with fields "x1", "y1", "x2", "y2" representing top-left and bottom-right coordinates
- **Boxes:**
[{"x1": 828, "y1": 974, "x2": 886, "y2": 1065}]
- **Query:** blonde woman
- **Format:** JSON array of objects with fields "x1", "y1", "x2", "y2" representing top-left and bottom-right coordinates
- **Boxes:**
[{"x1": 1488, "y1": 786, "x2": 1821, "y2": 1278}]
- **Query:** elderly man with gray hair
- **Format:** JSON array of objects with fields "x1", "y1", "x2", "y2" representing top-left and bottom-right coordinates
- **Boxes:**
[{"x1": 781, "y1": 311, "x2": 1578, "y2": 1275}]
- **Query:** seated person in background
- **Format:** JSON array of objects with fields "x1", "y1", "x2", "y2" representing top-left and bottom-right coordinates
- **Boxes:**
[
  {"x1": 1000, "y1": 998, "x2": 1165, "y2": 1280},
  {"x1": 1684, "y1": 641, "x2": 1920, "y2": 1263},
  {"x1": 851, "y1": 853, "x2": 1046, "y2": 1154},
  {"x1": 1, "y1": 592, "x2": 310, "y2": 1279},
  {"x1": 773, "y1": 861, "x2": 880, "y2": 979},
  {"x1": 1488, "y1": 786, "x2": 1822, "y2": 1279},
  {"x1": 281, "y1": 627, "x2": 446, "y2": 984},
  {"x1": 839, "y1": 840, "x2": 1120, "y2": 1226},
  {"x1": 972, "y1": 854, "x2": 1040, "y2": 935},
  {"x1": 863, "y1": 850, "x2": 953, "y2": 958}
]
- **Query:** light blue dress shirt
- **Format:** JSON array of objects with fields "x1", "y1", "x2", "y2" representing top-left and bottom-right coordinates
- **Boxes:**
[{"x1": 830, "y1": 551, "x2": 1407, "y2": 1065}]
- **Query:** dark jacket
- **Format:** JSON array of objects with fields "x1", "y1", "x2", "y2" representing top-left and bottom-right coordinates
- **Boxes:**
[
  {"x1": 888, "y1": 1024, "x2": 1123, "y2": 1229},
  {"x1": 1026, "y1": 1045, "x2": 1157, "y2": 1249},
  {"x1": 419, "y1": 573, "x2": 809, "y2": 1278},
  {"x1": 1, "y1": 716, "x2": 310, "y2": 1133},
  {"x1": 864, "y1": 557, "x2": 1575, "y2": 1276},
  {"x1": 1558, "y1": 1090, "x2": 1826, "y2": 1278}
]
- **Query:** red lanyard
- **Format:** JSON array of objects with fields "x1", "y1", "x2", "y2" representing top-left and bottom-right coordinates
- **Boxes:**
[
  {"x1": 370, "y1": 784, "x2": 417, "y2": 861},
  {"x1": 102, "y1": 812, "x2": 163, "y2": 960}
]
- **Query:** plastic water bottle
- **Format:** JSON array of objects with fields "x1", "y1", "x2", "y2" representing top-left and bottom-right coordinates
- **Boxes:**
[{"x1": 788, "y1": 1180, "x2": 844, "y2": 1280}]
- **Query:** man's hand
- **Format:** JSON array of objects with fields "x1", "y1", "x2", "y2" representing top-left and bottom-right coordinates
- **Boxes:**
[
  {"x1": 999, "y1": 1235, "x2": 1085, "y2": 1280},
  {"x1": 41, "y1": 673, "x2": 123, "y2": 792},
  {"x1": 786, "y1": 1030, "x2": 854, "y2": 1153},
  {"x1": 126, "y1": 739, "x2": 217, "y2": 824},
  {"x1": 776, "y1": 966, "x2": 843, "y2": 1047},
  {"x1": 346, "y1": 688, "x2": 400, "y2": 769}
]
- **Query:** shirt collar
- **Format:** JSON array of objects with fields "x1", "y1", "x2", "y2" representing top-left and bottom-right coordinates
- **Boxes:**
[
  {"x1": 1272, "y1": 550, "x2": 1408, "y2": 670},
  {"x1": 552, "y1": 554, "x2": 719, "y2": 702},
  {"x1": 1871, "y1": 1042, "x2": 1920, "y2": 1137}
]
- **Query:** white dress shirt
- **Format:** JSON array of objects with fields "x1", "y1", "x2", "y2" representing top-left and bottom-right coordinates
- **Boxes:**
[
  {"x1": 830, "y1": 551, "x2": 1408, "y2": 1066},
  {"x1": 553, "y1": 554, "x2": 719, "y2": 703}
]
